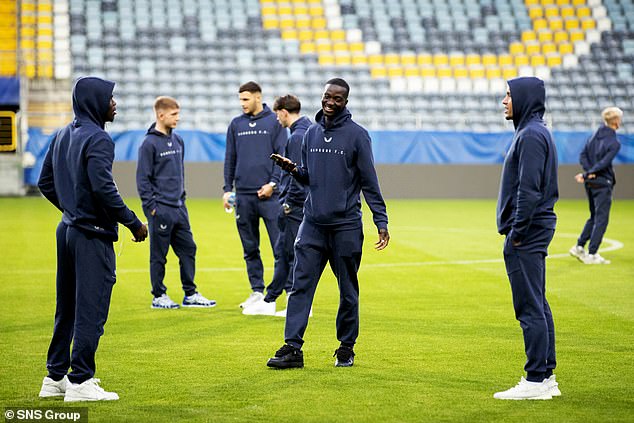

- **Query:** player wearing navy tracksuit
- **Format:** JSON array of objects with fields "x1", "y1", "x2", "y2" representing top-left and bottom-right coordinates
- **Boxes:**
[
  {"x1": 570, "y1": 107, "x2": 623, "y2": 264},
  {"x1": 267, "y1": 79, "x2": 390, "y2": 369},
  {"x1": 137, "y1": 97, "x2": 216, "y2": 309},
  {"x1": 263, "y1": 112, "x2": 311, "y2": 304},
  {"x1": 38, "y1": 77, "x2": 147, "y2": 401},
  {"x1": 495, "y1": 77, "x2": 560, "y2": 400},
  {"x1": 223, "y1": 82, "x2": 287, "y2": 307}
]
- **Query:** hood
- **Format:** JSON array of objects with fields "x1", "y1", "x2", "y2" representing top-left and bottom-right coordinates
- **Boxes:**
[
  {"x1": 290, "y1": 115, "x2": 311, "y2": 133},
  {"x1": 244, "y1": 103, "x2": 274, "y2": 121},
  {"x1": 508, "y1": 77, "x2": 545, "y2": 130},
  {"x1": 315, "y1": 107, "x2": 352, "y2": 129},
  {"x1": 146, "y1": 122, "x2": 171, "y2": 137},
  {"x1": 72, "y1": 76, "x2": 115, "y2": 129}
]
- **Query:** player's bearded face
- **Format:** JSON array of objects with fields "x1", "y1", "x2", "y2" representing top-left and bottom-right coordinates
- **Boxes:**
[
  {"x1": 239, "y1": 92, "x2": 258, "y2": 115},
  {"x1": 502, "y1": 86, "x2": 513, "y2": 120},
  {"x1": 106, "y1": 97, "x2": 117, "y2": 122}
]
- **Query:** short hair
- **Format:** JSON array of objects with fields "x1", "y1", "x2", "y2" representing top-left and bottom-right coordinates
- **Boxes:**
[
  {"x1": 154, "y1": 96, "x2": 179, "y2": 112},
  {"x1": 273, "y1": 94, "x2": 301, "y2": 114},
  {"x1": 602, "y1": 106, "x2": 623, "y2": 124},
  {"x1": 325, "y1": 78, "x2": 350, "y2": 98},
  {"x1": 239, "y1": 81, "x2": 262, "y2": 94}
]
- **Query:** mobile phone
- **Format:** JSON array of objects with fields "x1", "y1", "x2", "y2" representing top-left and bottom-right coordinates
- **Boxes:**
[{"x1": 270, "y1": 153, "x2": 286, "y2": 165}]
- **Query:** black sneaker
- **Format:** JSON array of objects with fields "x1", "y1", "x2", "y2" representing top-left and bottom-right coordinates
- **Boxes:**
[
  {"x1": 267, "y1": 344, "x2": 304, "y2": 369},
  {"x1": 334, "y1": 345, "x2": 355, "y2": 367}
]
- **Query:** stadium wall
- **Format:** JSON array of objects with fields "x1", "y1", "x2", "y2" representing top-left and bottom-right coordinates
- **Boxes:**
[{"x1": 25, "y1": 129, "x2": 634, "y2": 199}]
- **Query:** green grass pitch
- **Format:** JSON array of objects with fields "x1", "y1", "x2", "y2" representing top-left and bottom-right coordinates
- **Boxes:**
[{"x1": 1, "y1": 197, "x2": 632, "y2": 422}]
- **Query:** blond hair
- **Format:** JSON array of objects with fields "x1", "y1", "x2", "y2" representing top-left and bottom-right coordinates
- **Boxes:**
[
  {"x1": 601, "y1": 106, "x2": 623, "y2": 125},
  {"x1": 154, "y1": 96, "x2": 180, "y2": 113}
]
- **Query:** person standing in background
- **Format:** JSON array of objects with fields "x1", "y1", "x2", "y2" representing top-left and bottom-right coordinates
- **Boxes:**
[
  {"x1": 242, "y1": 94, "x2": 311, "y2": 316},
  {"x1": 137, "y1": 96, "x2": 216, "y2": 309},
  {"x1": 223, "y1": 81, "x2": 287, "y2": 309},
  {"x1": 569, "y1": 107, "x2": 623, "y2": 265}
]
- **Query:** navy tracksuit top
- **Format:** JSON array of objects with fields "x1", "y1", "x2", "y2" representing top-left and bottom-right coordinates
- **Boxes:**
[
  {"x1": 294, "y1": 108, "x2": 388, "y2": 231},
  {"x1": 279, "y1": 115, "x2": 310, "y2": 207},
  {"x1": 497, "y1": 77, "x2": 558, "y2": 242},
  {"x1": 38, "y1": 77, "x2": 142, "y2": 241},
  {"x1": 579, "y1": 124, "x2": 621, "y2": 184},
  {"x1": 136, "y1": 123, "x2": 186, "y2": 214},
  {"x1": 223, "y1": 104, "x2": 287, "y2": 194}
]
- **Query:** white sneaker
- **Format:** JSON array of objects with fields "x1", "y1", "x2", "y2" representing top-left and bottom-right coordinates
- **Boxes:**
[
  {"x1": 493, "y1": 377, "x2": 552, "y2": 400},
  {"x1": 152, "y1": 294, "x2": 180, "y2": 309},
  {"x1": 242, "y1": 298, "x2": 276, "y2": 315},
  {"x1": 183, "y1": 292, "x2": 217, "y2": 308},
  {"x1": 545, "y1": 374, "x2": 561, "y2": 397},
  {"x1": 569, "y1": 245, "x2": 586, "y2": 261},
  {"x1": 275, "y1": 293, "x2": 290, "y2": 317},
  {"x1": 274, "y1": 307, "x2": 312, "y2": 318},
  {"x1": 275, "y1": 293, "x2": 312, "y2": 317},
  {"x1": 64, "y1": 378, "x2": 119, "y2": 402},
  {"x1": 239, "y1": 291, "x2": 264, "y2": 309},
  {"x1": 581, "y1": 253, "x2": 611, "y2": 264},
  {"x1": 39, "y1": 375, "x2": 69, "y2": 398}
]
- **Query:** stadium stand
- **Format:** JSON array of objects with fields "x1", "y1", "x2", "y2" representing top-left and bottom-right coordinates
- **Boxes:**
[
  {"x1": 0, "y1": 2, "x2": 18, "y2": 77},
  {"x1": 1, "y1": 1, "x2": 73, "y2": 132},
  {"x1": 4, "y1": 0, "x2": 633, "y2": 133},
  {"x1": 54, "y1": 0, "x2": 633, "y2": 133}
]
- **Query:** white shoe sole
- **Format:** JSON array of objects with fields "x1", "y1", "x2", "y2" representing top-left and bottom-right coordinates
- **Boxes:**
[
  {"x1": 64, "y1": 395, "x2": 119, "y2": 402},
  {"x1": 242, "y1": 308, "x2": 275, "y2": 316},
  {"x1": 494, "y1": 393, "x2": 552, "y2": 400},
  {"x1": 182, "y1": 304, "x2": 216, "y2": 308},
  {"x1": 39, "y1": 390, "x2": 65, "y2": 398}
]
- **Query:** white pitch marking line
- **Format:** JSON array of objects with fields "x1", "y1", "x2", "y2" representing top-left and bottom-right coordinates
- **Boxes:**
[
  {"x1": 5, "y1": 235, "x2": 623, "y2": 275},
  {"x1": 363, "y1": 235, "x2": 624, "y2": 268}
]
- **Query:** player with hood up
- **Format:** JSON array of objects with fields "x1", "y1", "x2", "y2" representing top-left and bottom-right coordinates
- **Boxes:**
[
  {"x1": 38, "y1": 77, "x2": 148, "y2": 401},
  {"x1": 494, "y1": 77, "x2": 560, "y2": 400}
]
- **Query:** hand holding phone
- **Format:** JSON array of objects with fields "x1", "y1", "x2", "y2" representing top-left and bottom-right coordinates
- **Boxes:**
[{"x1": 270, "y1": 154, "x2": 297, "y2": 172}]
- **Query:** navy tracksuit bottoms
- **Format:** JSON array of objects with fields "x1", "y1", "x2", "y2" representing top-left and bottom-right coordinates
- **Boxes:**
[
  {"x1": 148, "y1": 204, "x2": 197, "y2": 298},
  {"x1": 235, "y1": 193, "x2": 280, "y2": 292},
  {"x1": 264, "y1": 205, "x2": 303, "y2": 303},
  {"x1": 285, "y1": 221, "x2": 364, "y2": 349},
  {"x1": 503, "y1": 227, "x2": 556, "y2": 382},
  {"x1": 46, "y1": 222, "x2": 116, "y2": 384},
  {"x1": 578, "y1": 180, "x2": 613, "y2": 255}
]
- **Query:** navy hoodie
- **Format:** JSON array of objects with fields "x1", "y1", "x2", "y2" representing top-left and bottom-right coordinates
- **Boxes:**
[
  {"x1": 497, "y1": 77, "x2": 558, "y2": 241},
  {"x1": 579, "y1": 124, "x2": 621, "y2": 185},
  {"x1": 293, "y1": 108, "x2": 388, "y2": 231},
  {"x1": 38, "y1": 76, "x2": 142, "y2": 241},
  {"x1": 279, "y1": 115, "x2": 311, "y2": 207},
  {"x1": 223, "y1": 104, "x2": 286, "y2": 194},
  {"x1": 136, "y1": 123, "x2": 186, "y2": 215}
]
